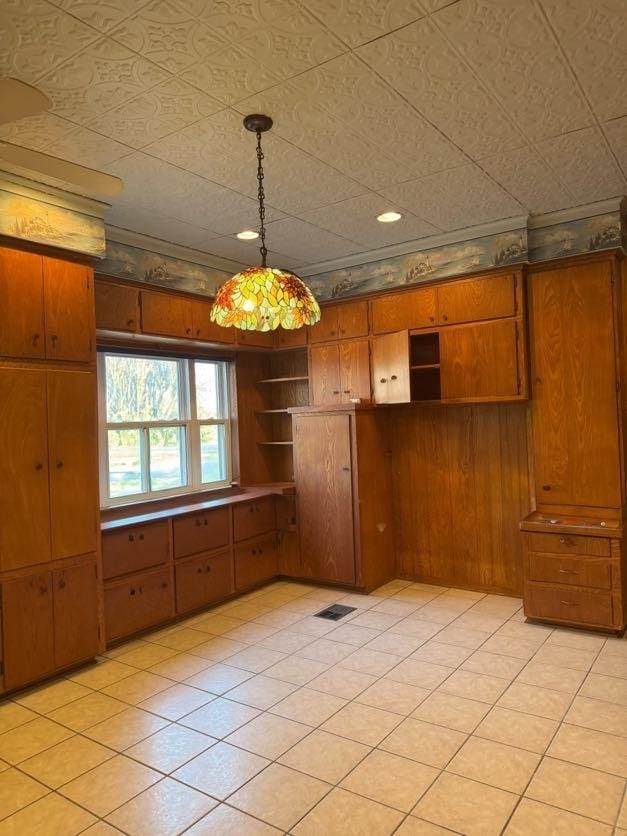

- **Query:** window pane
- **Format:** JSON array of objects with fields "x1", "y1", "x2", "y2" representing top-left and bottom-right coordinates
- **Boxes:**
[
  {"x1": 195, "y1": 361, "x2": 221, "y2": 419},
  {"x1": 149, "y1": 427, "x2": 187, "y2": 491},
  {"x1": 108, "y1": 429, "x2": 142, "y2": 498},
  {"x1": 200, "y1": 424, "x2": 226, "y2": 483},
  {"x1": 106, "y1": 355, "x2": 181, "y2": 422}
]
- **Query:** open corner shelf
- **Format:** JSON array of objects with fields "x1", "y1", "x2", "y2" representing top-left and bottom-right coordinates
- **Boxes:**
[{"x1": 258, "y1": 375, "x2": 309, "y2": 384}]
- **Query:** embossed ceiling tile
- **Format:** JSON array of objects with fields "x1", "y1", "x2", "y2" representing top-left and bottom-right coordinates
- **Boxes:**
[
  {"x1": 0, "y1": 112, "x2": 76, "y2": 151},
  {"x1": 180, "y1": 43, "x2": 283, "y2": 105},
  {"x1": 186, "y1": 0, "x2": 299, "y2": 41},
  {"x1": 301, "y1": 0, "x2": 425, "y2": 47},
  {"x1": 0, "y1": 0, "x2": 99, "y2": 83},
  {"x1": 238, "y1": 7, "x2": 347, "y2": 79},
  {"x1": 48, "y1": 125, "x2": 132, "y2": 167},
  {"x1": 357, "y1": 18, "x2": 524, "y2": 158},
  {"x1": 541, "y1": 0, "x2": 627, "y2": 122},
  {"x1": 52, "y1": 0, "x2": 152, "y2": 32},
  {"x1": 604, "y1": 117, "x2": 627, "y2": 178},
  {"x1": 38, "y1": 37, "x2": 170, "y2": 124},
  {"x1": 106, "y1": 205, "x2": 223, "y2": 245},
  {"x1": 299, "y1": 193, "x2": 440, "y2": 247},
  {"x1": 536, "y1": 126, "x2": 627, "y2": 203},
  {"x1": 110, "y1": 0, "x2": 226, "y2": 74},
  {"x1": 419, "y1": 0, "x2": 456, "y2": 10},
  {"x1": 299, "y1": 54, "x2": 465, "y2": 175},
  {"x1": 263, "y1": 217, "x2": 364, "y2": 262},
  {"x1": 479, "y1": 146, "x2": 576, "y2": 214},
  {"x1": 89, "y1": 78, "x2": 222, "y2": 148},
  {"x1": 380, "y1": 164, "x2": 523, "y2": 230},
  {"x1": 204, "y1": 235, "x2": 301, "y2": 269},
  {"x1": 434, "y1": 0, "x2": 591, "y2": 141}
]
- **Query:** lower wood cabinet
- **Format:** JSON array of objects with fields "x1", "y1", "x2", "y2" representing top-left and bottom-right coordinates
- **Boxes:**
[
  {"x1": 173, "y1": 508, "x2": 230, "y2": 558},
  {"x1": 104, "y1": 567, "x2": 173, "y2": 641},
  {"x1": 1, "y1": 561, "x2": 99, "y2": 691},
  {"x1": 233, "y1": 497, "x2": 276, "y2": 542},
  {"x1": 103, "y1": 522, "x2": 169, "y2": 579},
  {"x1": 175, "y1": 549, "x2": 233, "y2": 613},
  {"x1": 234, "y1": 534, "x2": 278, "y2": 590}
]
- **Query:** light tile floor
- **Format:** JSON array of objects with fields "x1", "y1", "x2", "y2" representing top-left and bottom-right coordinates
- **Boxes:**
[{"x1": 1, "y1": 578, "x2": 626, "y2": 835}]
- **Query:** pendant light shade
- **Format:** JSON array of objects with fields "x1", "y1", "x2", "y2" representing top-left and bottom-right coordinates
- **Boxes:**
[{"x1": 211, "y1": 114, "x2": 320, "y2": 332}]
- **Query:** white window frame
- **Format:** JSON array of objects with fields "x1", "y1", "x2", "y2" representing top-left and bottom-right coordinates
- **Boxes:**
[{"x1": 98, "y1": 351, "x2": 232, "y2": 507}]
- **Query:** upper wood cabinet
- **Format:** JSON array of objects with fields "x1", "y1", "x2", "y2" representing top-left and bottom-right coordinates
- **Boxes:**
[
  {"x1": 440, "y1": 320, "x2": 520, "y2": 401},
  {"x1": 96, "y1": 282, "x2": 139, "y2": 333},
  {"x1": 310, "y1": 300, "x2": 368, "y2": 343},
  {"x1": 0, "y1": 368, "x2": 51, "y2": 572},
  {"x1": 529, "y1": 260, "x2": 621, "y2": 508},
  {"x1": 236, "y1": 328, "x2": 275, "y2": 348},
  {"x1": 0, "y1": 247, "x2": 45, "y2": 359},
  {"x1": 311, "y1": 341, "x2": 371, "y2": 405},
  {"x1": 0, "y1": 248, "x2": 94, "y2": 363},
  {"x1": 371, "y1": 331, "x2": 412, "y2": 404},
  {"x1": 311, "y1": 344, "x2": 342, "y2": 405},
  {"x1": 276, "y1": 326, "x2": 307, "y2": 348},
  {"x1": 141, "y1": 290, "x2": 193, "y2": 339},
  {"x1": 371, "y1": 286, "x2": 437, "y2": 334},
  {"x1": 190, "y1": 299, "x2": 236, "y2": 344},
  {"x1": 436, "y1": 273, "x2": 516, "y2": 325}
]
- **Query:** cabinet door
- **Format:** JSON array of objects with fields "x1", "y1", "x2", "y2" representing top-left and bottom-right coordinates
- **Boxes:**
[
  {"x1": 233, "y1": 497, "x2": 276, "y2": 542},
  {"x1": 175, "y1": 549, "x2": 234, "y2": 613},
  {"x1": 310, "y1": 306, "x2": 339, "y2": 343},
  {"x1": 371, "y1": 331, "x2": 411, "y2": 404},
  {"x1": 529, "y1": 262, "x2": 621, "y2": 507},
  {"x1": 102, "y1": 522, "x2": 170, "y2": 579},
  {"x1": 337, "y1": 300, "x2": 369, "y2": 339},
  {"x1": 2, "y1": 572, "x2": 54, "y2": 690},
  {"x1": 440, "y1": 320, "x2": 519, "y2": 400},
  {"x1": 104, "y1": 568, "x2": 172, "y2": 641},
  {"x1": 53, "y1": 562, "x2": 99, "y2": 668},
  {"x1": 340, "y1": 340, "x2": 371, "y2": 402},
  {"x1": 43, "y1": 258, "x2": 94, "y2": 362},
  {"x1": 0, "y1": 368, "x2": 51, "y2": 571},
  {"x1": 141, "y1": 290, "x2": 193, "y2": 338},
  {"x1": 234, "y1": 534, "x2": 278, "y2": 590},
  {"x1": 371, "y1": 287, "x2": 437, "y2": 334},
  {"x1": 191, "y1": 299, "x2": 236, "y2": 344},
  {"x1": 173, "y1": 507, "x2": 230, "y2": 558},
  {"x1": 293, "y1": 413, "x2": 355, "y2": 583},
  {"x1": 48, "y1": 371, "x2": 98, "y2": 559},
  {"x1": 437, "y1": 273, "x2": 516, "y2": 325},
  {"x1": 236, "y1": 329, "x2": 276, "y2": 348},
  {"x1": 311, "y1": 344, "x2": 341, "y2": 405},
  {"x1": 0, "y1": 247, "x2": 45, "y2": 359},
  {"x1": 95, "y1": 282, "x2": 139, "y2": 332}
]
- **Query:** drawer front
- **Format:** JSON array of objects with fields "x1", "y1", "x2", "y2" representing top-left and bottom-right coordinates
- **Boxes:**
[
  {"x1": 104, "y1": 568, "x2": 172, "y2": 640},
  {"x1": 173, "y1": 507, "x2": 230, "y2": 558},
  {"x1": 527, "y1": 532, "x2": 609, "y2": 557},
  {"x1": 102, "y1": 522, "x2": 169, "y2": 580},
  {"x1": 233, "y1": 497, "x2": 276, "y2": 542},
  {"x1": 175, "y1": 549, "x2": 233, "y2": 613},
  {"x1": 234, "y1": 534, "x2": 278, "y2": 590},
  {"x1": 524, "y1": 582, "x2": 613, "y2": 628},
  {"x1": 527, "y1": 553, "x2": 612, "y2": 590}
]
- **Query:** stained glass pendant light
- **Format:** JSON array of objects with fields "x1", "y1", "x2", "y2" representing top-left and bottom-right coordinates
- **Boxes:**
[{"x1": 211, "y1": 114, "x2": 321, "y2": 332}]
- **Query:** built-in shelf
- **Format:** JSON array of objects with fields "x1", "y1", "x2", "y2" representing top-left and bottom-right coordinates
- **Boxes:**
[
  {"x1": 258, "y1": 375, "x2": 309, "y2": 384},
  {"x1": 257, "y1": 440, "x2": 294, "y2": 446},
  {"x1": 256, "y1": 408, "x2": 290, "y2": 414},
  {"x1": 410, "y1": 363, "x2": 441, "y2": 371}
]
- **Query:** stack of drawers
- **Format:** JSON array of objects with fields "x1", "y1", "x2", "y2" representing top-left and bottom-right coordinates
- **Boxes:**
[{"x1": 523, "y1": 530, "x2": 623, "y2": 630}]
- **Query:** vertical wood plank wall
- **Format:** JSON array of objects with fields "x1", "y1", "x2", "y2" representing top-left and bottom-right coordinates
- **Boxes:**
[{"x1": 390, "y1": 404, "x2": 531, "y2": 594}]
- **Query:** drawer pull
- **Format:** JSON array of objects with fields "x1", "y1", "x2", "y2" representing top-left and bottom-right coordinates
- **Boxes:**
[
  {"x1": 139, "y1": 533, "x2": 144, "y2": 541},
  {"x1": 130, "y1": 588, "x2": 136, "y2": 595},
  {"x1": 542, "y1": 484, "x2": 551, "y2": 491},
  {"x1": 559, "y1": 537, "x2": 574, "y2": 546},
  {"x1": 249, "y1": 506, "x2": 254, "y2": 513},
  {"x1": 204, "y1": 519, "x2": 208, "y2": 526},
  {"x1": 558, "y1": 568, "x2": 578, "y2": 574},
  {"x1": 128, "y1": 534, "x2": 134, "y2": 542},
  {"x1": 391, "y1": 374, "x2": 397, "y2": 380},
  {"x1": 380, "y1": 378, "x2": 387, "y2": 383},
  {"x1": 35, "y1": 462, "x2": 44, "y2": 471},
  {"x1": 195, "y1": 519, "x2": 201, "y2": 526},
  {"x1": 560, "y1": 600, "x2": 575, "y2": 606}
]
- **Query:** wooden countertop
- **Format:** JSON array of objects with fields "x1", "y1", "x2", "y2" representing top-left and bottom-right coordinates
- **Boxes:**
[
  {"x1": 520, "y1": 510, "x2": 622, "y2": 539},
  {"x1": 101, "y1": 484, "x2": 294, "y2": 532}
]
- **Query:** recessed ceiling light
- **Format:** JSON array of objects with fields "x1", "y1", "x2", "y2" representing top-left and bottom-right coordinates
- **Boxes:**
[
  {"x1": 377, "y1": 211, "x2": 403, "y2": 223},
  {"x1": 237, "y1": 229, "x2": 259, "y2": 240}
]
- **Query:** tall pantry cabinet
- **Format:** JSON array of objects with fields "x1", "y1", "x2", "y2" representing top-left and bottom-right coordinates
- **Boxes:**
[{"x1": 0, "y1": 245, "x2": 100, "y2": 691}]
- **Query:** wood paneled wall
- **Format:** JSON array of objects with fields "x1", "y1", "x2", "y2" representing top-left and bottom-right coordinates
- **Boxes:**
[{"x1": 390, "y1": 404, "x2": 532, "y2": 594}]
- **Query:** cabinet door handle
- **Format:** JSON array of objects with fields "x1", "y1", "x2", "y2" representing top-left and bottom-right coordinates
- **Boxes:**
[
  {"x1": 342, "y1": 466, "x2": 350, "y2": 471},
  {"x1": 205, "y1": 565, "x2": 212, "y2": 573},
  {"x1": 39, "y1": 585, "x2": 48, "y2": 595},
  {"x1": 380, "y1": 378, "x2": 387, "y2": 383},
  {"x1": 126, "y1": 319, "x2": 134, "y2": 327},
  {"x1": 128, "y1": 534, "x2": 134, "y2": 542},
  {"x1": 130, "y1": 588, "x2": 136, "y2": 595},
  {"x1": 560, "y1": 600, "x2": 575, "y2": 606},
  {"x1": 56, "y1": 460, "x2": 64, "y2": 469},
  {"x1": 197, "y1": 567, "x2": 203, "y2": 574},
  {"x1": 195, "y1": 518, "x2": 201, "y2": 526},
  {"x1": 35, "y1": 462, "x2": 44, "y2": 471},
  {"x1": 196, "y1": 328, "x2": 201, "y2": 336},
  {"x1": 249, "y1": 506, "x2": 254, "y2": 513},
  {"x1": 542, "y1": 484, "x2": 551, "y2": 491},
  {"x1": 332, "y1": 390, "x2": 340, "y2": 395},
  {"x1": 186, "y1": 327, "x2": 192, "y2": 335},
  {"x1": 32, "y1": 333, "x2": 40, "y2": 345},
  {"x1": 391, "y1": 374, "x2": 397, "y2": 380},
  {"x1": 139, "y1": 533, "x2": 144, "y2": 541},
  {"x1": 442, "y1": 314, "x2": 448, "y2": 321},
  {"x1": 58, "y1": 577, "x2": 66, "y2": 589},
  {"x1": 203, "y1": 519, "x2": 208, "y2": 526},
  {"x1": 161, "y1": 582, "x2": 168, "y2": 588},
  {"x1": 559, "y1": 537, "x2": 574, "y2": 546},
  {"x1": 343, "y1": 389, "x2": 351, "y2": 394},
  {"x1": 559, "y1": 568, "x2": 578, "y2": 574},
  {"x1": 429, "y1": 316, "x2": 435, "y2": 322},
  {"x1": 51, "y1": 334, "x2": 58, "y2": 345}
]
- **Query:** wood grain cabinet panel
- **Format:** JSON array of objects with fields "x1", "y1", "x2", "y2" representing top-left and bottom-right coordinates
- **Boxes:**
[
  {"x1": 525, "y1": 583, "x2": 613, "y2": 629},
  {"x1": 103, "y1": 522, "x2": 170, "y2": 579},
  {"x1": 104, "y1": 568, "x2": 172, "y2": 640},
  {"x1": 440, "y1": 320, "x2": 520, "y2": 400},
  {"x1": 175, "y1": 549, "x2": 233, "y2": 613},
  {"x1": 236, "y1": 329, "x2": 275, "y2": 348},
  {"x1": 276, "y1": 326, "x2": 307, "y2": 348},
  {"x1": 527, "y1": 553, "x2": 612, "y2": 590},
  {"x1": 371, "y1": 331, "x2": 411, "y2": 404},
  {"x1": 141, "y1": 290, "x2": 193, "y2": 339},
  {"x1": 311, "y1": 344, "x2": 341, "y2": 405},
  {"x1": 437, "y1": 273, "x2": 516, "y2": 325},
  {"x1": 1, "y1": 572, "x2": 55, "y2": 690},
  {"x1": 95, "y1": 282, "x2": 139, "y2": 333},
  {"x1": 528, "y1": 261, "x2": 621, "y2": 508},
  {"x1": 53, "y1": 562, "x2": 99, "y2": 668},
  {"x1": 0, "y1": 247, "x2": 45, "y2": 359},
  {"x1": 371, "y1": 287, "x2": 437, "y2": 334},
  {"x1": 191, "y1": 299, "x2": 236, "y2": 344},
  {"x1": 47, "y1": 370, "x2": 99, "y2": 560},
  {"x1": 234, "y1": 534, "x2": 278, "y2": 590},
  {"x1": 233, "y1": 497, "x2": 276, "y2": 542},
  {"x1": 339, "y1": 340, "x2": 371, "y2": 402},
  {"x1": 43, "y1": 257, "x2": 94, "y2": 363},
  {"x1": 310, "y1": 306, "x2": 340, "y2": 343},
  {"x1": 173, "y1": 508, "x2": 230, "y2": 558},
  {"x1": 527, "y1": 532, "x2": 609, "y2": 557},
  {"x1": 0, "y1": 368, "x2": 51, "y2": 572},
  {"x1": 310, "y1": 300, "x2": 368, "y2": 343},
  {"x1": 293, "y1": 413, "x2": 355, "y2": 584}
]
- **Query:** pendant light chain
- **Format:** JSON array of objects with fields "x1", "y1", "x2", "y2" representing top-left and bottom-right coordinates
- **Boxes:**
[{"x1": 255, "y1": 128, "x2": 268, "y2": 268}]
